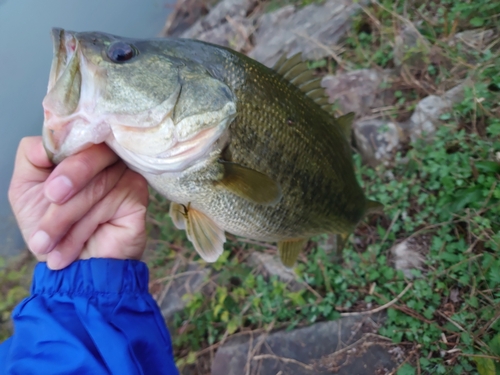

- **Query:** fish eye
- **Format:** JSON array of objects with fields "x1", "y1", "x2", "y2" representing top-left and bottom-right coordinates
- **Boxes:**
[{"x1": 106, "y1": 41, "x2": 137, "y2": 63}]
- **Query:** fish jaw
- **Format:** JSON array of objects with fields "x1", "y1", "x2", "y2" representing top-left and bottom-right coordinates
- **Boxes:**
[{"x1": 42, "y1": 28, "x2": 111, "y2": 164}]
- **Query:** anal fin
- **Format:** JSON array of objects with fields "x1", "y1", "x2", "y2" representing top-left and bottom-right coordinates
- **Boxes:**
[
  {"x1": 278, "y1": 239, "x2": 307, "y2": 268},
  {"x1": 184, "y1": 205, "x2": 226, "y2": 263}
]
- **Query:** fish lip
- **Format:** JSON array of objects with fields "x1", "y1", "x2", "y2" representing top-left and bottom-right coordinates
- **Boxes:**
[{"x1": 43, "y1": 28, "x2": 82, "y2": 162}]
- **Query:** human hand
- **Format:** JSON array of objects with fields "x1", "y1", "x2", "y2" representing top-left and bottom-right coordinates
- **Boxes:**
[{"x1": 8, "y1": 136, "x2": 149, "y2": 270}]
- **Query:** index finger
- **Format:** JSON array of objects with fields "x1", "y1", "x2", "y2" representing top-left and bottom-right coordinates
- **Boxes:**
[{"x1": 43, "y1": 143, "x2": 120, "y2": 204}]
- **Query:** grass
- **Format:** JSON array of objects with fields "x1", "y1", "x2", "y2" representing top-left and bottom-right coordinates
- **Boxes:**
[{"x1": 1, "y1": 0, "x2": 499, "y2": 374}]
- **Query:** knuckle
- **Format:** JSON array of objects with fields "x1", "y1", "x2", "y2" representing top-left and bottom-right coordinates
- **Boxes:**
[
  {"x1": 73, "y1": 153, "x2": 96, "y2": 180},
  {"x1": 89, "y1": 172, "x2": 109, "y2": 202}
]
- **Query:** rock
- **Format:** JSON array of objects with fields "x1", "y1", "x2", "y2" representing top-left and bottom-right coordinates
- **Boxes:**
[
  {"x1": 252, "y1": 5, "x2": 296, "y2": 47},
  {"x1": 353, "y1": 119, "x2": 402, "y2": 166},
  {"x1": 249, "y1": 0, "x2": 363, "y2": 67},
  {"x1": 322, "y1": 69, "x2": 393, "y2": 117},
  {"x1": 390, "y1": 238, "x2": 428, "y2": 279},
  {"x1": 211, "y1": 314, "x2": 395, "y2": 375},
  {"x1": 161, "y1": 0, "x2": 215, "y2": 37},
  {"x1": 448, "y1": 29, "x2": 496, "y2": 57},
  {"x1": 247, "y1": 252, "x2": 303, "y2": 291},
  {"x1": 179, "y1": 0, "x2": 257, "y2": 51},
  {"x1": 159, "y1": 262, "x2": 210, "y2": 323},
  {"x1": 405, "y1": 80, "x2": 470, "y2": 142},
  {"x1": 393, "y1": 23, "x2": 431, "y2": 71}
]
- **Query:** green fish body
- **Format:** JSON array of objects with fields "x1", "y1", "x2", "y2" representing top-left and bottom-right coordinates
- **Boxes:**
[{"x1": 42, "y1": 28, "x2": 382, "y2": 266}]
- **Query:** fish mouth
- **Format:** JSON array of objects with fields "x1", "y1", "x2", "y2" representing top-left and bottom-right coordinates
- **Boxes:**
[{"x1": 42, "y1": 28, "x2": 110, "y2": 163}]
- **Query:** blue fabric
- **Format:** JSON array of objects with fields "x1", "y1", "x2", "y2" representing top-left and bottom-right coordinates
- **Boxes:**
[{"x1": 0, "y1": 259, "x2": 179, "y2": 375}]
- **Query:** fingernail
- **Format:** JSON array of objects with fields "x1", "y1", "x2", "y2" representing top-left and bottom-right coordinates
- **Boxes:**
[
  {"x1": 45, "y1": 175, "x2": 73, "y2": 203},
  {"x1": 47, "y1": 250, "x2": 63, "y2": 270},
  {"x1": 29, "y1": 231, "x2": 51, "y2": 254}
]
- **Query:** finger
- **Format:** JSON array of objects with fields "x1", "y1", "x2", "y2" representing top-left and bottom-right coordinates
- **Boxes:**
[
  {"x1": 9, "y1": 137, "x2": 53, "y2": 205},
  {"x1": 28, "y1": 161, "x2": 127, "y2": 256},
  {"x1": 47, "y1": 170, "x2": 148, "y2": 269},
  {"x1": 44, "y1": 143, "x2": 120, "y2": 204}
]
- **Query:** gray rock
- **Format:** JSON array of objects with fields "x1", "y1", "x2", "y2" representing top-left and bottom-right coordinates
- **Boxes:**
[
  {"x1": 249, "y1": 0, "x2": 363, "y2": 67},
  {"x1": 159, "y1": 262, "x2": 210, "y2": 322},
  {"x1": 195, "y1": 17, "x2": 254, "y2": 50},
  {"x1": 353, "y1": 119, "x2": 402, "y2": 166},
  {"x1": 211, "y1": 314, "x2": 395, "y2": 375},
  {"x1": 406, "y1": 80, "x2": 470, "y2": 142},
  {"x1": 393, "y1": 23, "x2": 431, "y2": 70},
  {"x1": 180, "y1": 0, "x2": 256, "y2": 51},
  {"x1": 448, "y1": 29, "x2": 496, "y2": 54},
  {"x1": 391, "y1": 238, "x2": 428, "y2": 279},
  {"x1": 247, "y1": 252, "x2": 303, "y2": 291},
  {"x1": 322, "y1": 69, "x2": 393, "y2": 117},
  {"x1": 252, "y1": 5, "x2": 296, "y2": 47}
]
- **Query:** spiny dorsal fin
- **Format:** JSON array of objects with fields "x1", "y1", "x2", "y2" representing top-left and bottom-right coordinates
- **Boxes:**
[{"x1": 273, "y1": 53, "x2": 334, "y2": 115}]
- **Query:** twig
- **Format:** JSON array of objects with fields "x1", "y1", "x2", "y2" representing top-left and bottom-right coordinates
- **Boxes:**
[
  {"x1": 435, "y1": 311, "x2": 488, "y2": 348},
  {"x1": 252, "y1": 354, "x2": 314, "y2": 370},
  {"x1": 460, "y1": 353, "x2": 500, "y2": 361},
  {"x1": 326, "y1": 332, "x2": 393, "y2": 361},
  {"x1": 380, "y1": 209, "x2": 401, "y2": 248},
  {"x1": 292, "y1": 31, "x2": 351, "y2": 69},
  {"x1": 156, "y1": 259, "x2": 182, "y2": 307},
  {"x1": 340, "y1": 282, "x2": 413, "y2": 317},
  {"x1": 152, "y1": 270, "x2": 204, "y2": 284}
]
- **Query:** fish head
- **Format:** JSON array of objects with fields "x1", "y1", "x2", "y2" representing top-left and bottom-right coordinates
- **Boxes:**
[{"x1": 42, "y1": 28, "x2": 236, "y2": 173}]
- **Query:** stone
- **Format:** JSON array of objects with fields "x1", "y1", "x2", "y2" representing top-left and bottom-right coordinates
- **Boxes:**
[
  {"x1": 322, "y1": 69, "x2": 393, "y2": 117},
  {"x1": 179, "y1": 0, "x2": 257, "y2": 51},
  {"x1": 353, "y1": 119, "x2": 402, "y2": 166},
  {"x1": 247, "y1": 252, "x2": 303, "y2": 291},
  {"x1": 211, "y1": 314, "x2": 395, "y2": 375},
  {"x1": 390, "y1": 238, "x2": 428, "y2": 279},
  {"x1": 448, "y1": 29, "x2": 496, "y2": 57},
  {"x1": 249, "y1": 0, "x2": 363, "y2": 67},
  {"x1": 161, "y1": 0, "x2": 214, "y2": 37},
  {"x1": 405, "y1": 80, "x2": 470, "y2": 143},
  {"x1": 159, "y1": 262, "x2": 210, "y2": 323},
  {"x1": 393, "y1": 23, "x2": 431, "y2": 71},
  {"x1": 192, "y1": 18, "x2": 254, "y2": 51},
  {"x1": 252, "y1": 5, "x2": 295, "y2": 47}
]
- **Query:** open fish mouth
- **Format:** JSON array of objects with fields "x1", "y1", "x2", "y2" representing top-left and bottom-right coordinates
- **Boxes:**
[{"x1": 42, "y1": 28, "x2": 111, "y2": 163}]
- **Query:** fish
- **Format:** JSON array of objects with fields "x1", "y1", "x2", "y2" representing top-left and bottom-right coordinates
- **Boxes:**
[{"x1": 42, "y1": 28, "x2": 383, "y2": 268}]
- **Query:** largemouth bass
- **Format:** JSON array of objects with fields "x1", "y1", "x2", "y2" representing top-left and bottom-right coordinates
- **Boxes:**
[{"x1": 42, "y1": 28, "x2": 382, "y2": 267}]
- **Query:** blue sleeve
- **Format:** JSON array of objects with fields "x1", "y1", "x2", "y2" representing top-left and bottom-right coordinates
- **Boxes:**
[{"x1": 0, "y1": 259, "x2": 179, "y2": 375}]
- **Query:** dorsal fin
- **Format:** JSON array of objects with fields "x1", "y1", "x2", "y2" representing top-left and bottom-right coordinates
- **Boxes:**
[{"x1": 272, "y1": 53, "x2": 335, "y2": 116}]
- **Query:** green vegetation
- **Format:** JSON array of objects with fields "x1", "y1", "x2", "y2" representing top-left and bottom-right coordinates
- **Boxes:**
[{"x1": 0, "y1": 254, "x2": 32, "y2": 341}]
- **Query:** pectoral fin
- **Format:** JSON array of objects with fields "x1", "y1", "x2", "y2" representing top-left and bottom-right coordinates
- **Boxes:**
[
  {"x1": 218, "y1": 161, "x2": 282, "y2": 205},
  {"x1": 169, "y1": 202, "x2": 187, "y2": 230},
  {"x1": 184, "y1": 205, "x2": 226, "y2": 263},
  {"x1": 278, "y1": 239, "x2": 307, "y2": 268}
]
